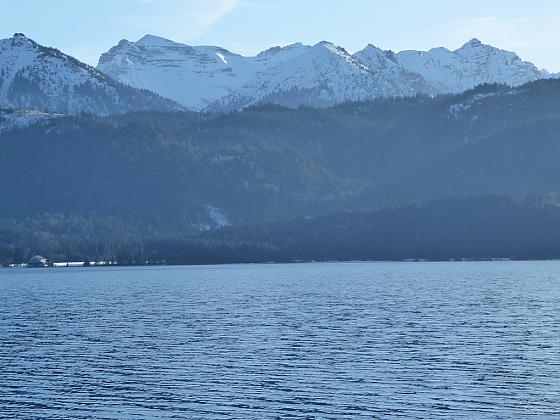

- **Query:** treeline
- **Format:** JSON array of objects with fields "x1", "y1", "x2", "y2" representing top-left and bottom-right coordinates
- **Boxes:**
[{"x1": 3, "y1": 193, "x2": 560, "y2": 265}]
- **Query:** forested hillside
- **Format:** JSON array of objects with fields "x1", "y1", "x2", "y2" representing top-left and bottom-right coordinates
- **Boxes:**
[
  {"x1": 3, "y1": 79, "x2": 560, "y2": 263},
  {"x1": 2, "y1": 194, "x2": 560, "y2": 264}
]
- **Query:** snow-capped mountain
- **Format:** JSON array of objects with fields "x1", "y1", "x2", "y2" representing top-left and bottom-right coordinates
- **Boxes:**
[
  {"x1": 100, "y1": 36, "x2": 433, "y2": 110},
  {"x1": 98, "y1": 35, "x2": 553, "y2": 111},
  {"x1": 395, "y1": 38, "x2": 549, "y2": 94},
  {"x1": 0, "y1": 33, "x2": 182, "y2": 115},
  {"x1": 211, "y1": 41, "x2": 427, "y2": 111},
  {"x1": 97, "y1": 34, "x2": 253, "y2": 110},
  {"x1": 353, "y1": 44, "x2": 436, "y2": 96},
  {"x1": 4, "y1": 33, "x2": 551, "y2": 114}
]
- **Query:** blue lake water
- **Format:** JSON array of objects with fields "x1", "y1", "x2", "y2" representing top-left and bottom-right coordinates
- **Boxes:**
[{"x1": 1, "y1": 261, "x2": 560, "y2": 419}]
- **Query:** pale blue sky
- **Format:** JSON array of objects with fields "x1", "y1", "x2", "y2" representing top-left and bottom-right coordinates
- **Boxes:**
[{"x1": 4, "y1": 0, "x2": 560, "y2": 70}]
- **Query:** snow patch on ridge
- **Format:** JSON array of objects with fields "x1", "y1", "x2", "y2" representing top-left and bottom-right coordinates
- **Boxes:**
[
  {"x1": 0, "y1": 109, "x2": 63, "y2": 133},
  {"x1": 206, "y1": 205, "x2": 230, "y2": 227},
  {"x1": 448, "y1": 93, "x2": 496, "y2": 119},
  {"x1": 216, "y1": 52, "x2": 227, "y2": 64}
]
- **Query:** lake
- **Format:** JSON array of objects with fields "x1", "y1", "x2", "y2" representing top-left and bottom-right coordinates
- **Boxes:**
[{"x1": 1, "y1": 261, "x2": 559, "y2": 418}]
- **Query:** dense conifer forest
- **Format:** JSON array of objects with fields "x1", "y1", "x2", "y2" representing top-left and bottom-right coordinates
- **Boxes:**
[{"x1": 3, "y1": 79, "x2": 560, "y2": 264}]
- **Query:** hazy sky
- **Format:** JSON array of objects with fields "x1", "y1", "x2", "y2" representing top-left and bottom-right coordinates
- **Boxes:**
[{"x1": 3, "y1": 0, "x2": 560, "y2": 71}]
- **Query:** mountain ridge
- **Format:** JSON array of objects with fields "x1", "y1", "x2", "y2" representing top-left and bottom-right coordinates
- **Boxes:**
[
  {"x1": 0, "y1": 33, "x2": 183, "y2": 115},
  {"x1": 97, "y1": 34, "x2": 554, "y2": 111},
  {"x1": 1, "y1": 32, "x2": 553, "y2": 115}
]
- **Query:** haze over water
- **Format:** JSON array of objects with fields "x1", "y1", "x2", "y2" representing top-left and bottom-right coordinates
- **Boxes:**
[{"x1": 1, "y1": 261, "x2": 559, "y2": 418}]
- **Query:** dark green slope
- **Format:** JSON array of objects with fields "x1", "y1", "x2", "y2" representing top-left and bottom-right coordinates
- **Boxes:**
[
  {"x1": 0, "y1": 115, "x2": 358, "y2": 231},
  {"x1": 2, "y1": 79, "x2": 560, "y2": 263},
  {"x1": 203, "y1": 193, "x2": 560, "y2": 263},
  {"x1": 3, "y1": 193, "x2": 558, "y2": 265}
]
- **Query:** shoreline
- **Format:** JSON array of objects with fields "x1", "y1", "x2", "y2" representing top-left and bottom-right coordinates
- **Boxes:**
[{"x1": 3, "y1": 257, "x2": 560, "y2": 270}]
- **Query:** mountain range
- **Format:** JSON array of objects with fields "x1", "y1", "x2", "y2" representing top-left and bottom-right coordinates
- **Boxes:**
[
  {"x1": 97, "y1": 35, "x2": 553, "y2": 111},
  {"x1": 0, "y1": 33, "x2": 554, "y2": 115}
]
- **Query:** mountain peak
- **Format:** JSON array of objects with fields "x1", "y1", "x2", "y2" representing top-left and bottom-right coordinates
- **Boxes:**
[
  {"x1": 256, "y1": 42, "x2": 308, "y2": 59},
  {"x1": 7, "y1": 32, "x2": 36, "y2": 48},
  {"x1": 312, "y1": 41, "x2": 349, "y2": 56},
  {"x1": 0, "y1": 34, "x2": 182, "y2": 115},
  {"x1": 362, "y1": 43, "x2": 384, "y2": 52},
  {"x1": 315, "y1": 40, "x2": 336, "y2": 48},
  {"x1": 136, "y1": 34, "x2": 178, "y2": 47},
  {"x1": 462, "y1": 38, "x2": 483, "y2": 48},
  {"x1": 354, "y1": 44, "x2": 390, "y2": 63}
]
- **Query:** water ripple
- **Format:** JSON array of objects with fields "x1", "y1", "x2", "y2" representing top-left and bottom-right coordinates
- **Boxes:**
[{"x1": 1, "y1": 261, "x2": 560, "y2": 418}]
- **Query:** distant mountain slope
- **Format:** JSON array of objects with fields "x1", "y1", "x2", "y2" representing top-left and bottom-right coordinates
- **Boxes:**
[
  {"x1": 353, "y1": 44, "x2": 435, "y2": 95},
  {"x1": 0, "y1": 33, "x2": 182, "y2": 115},
  {"x1": 97, "y1": 35, "x2": 253, "y2": 110},
  {"x1": 209, "y1": 41, "x2": 424, "y2": 111},
  {"x1": 395, "y1": 38, "x2": 549, "y2": 94},
  {"x1": 97, "y1": 35, "x2": 552, "y2": 111}
]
